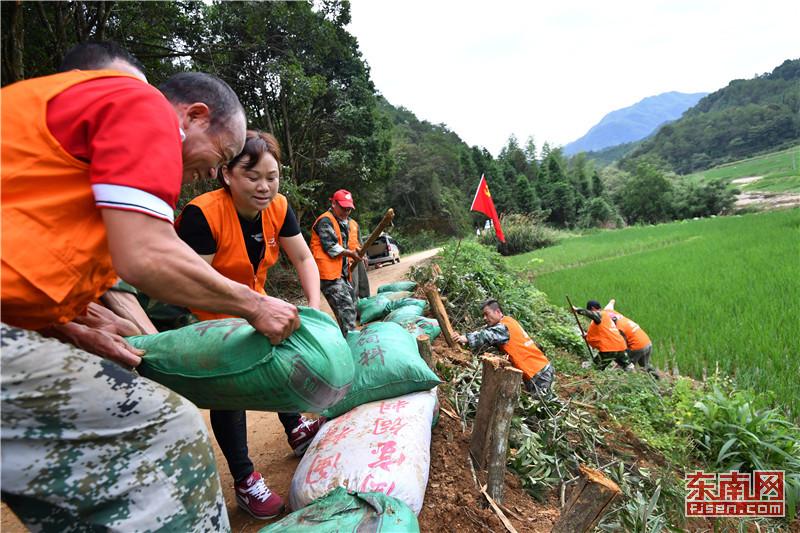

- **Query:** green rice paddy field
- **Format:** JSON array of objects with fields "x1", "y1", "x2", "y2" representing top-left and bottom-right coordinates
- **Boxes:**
[{"x1": 508, "y1": 208, "x2": 800, "y2": 418}]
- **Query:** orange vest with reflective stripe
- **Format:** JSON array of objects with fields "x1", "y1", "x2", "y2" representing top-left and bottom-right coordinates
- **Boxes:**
[
  {"x1": 1, "y1": 70, "x2": 144, "y2": 329},
  {"x1": 611, "y1": 312, "x2": 651, "y2": 351},
  {"x1": 347, "y1": 219, "x2": 360, "y2": 252},
  {"x1": 310, "y1": 211, "x2": 350, "y2": 281},
  {"x1": 498, "y1": 316, "x2": 549, "y2": 381},
  {"x1": 586, "y1": 310, "x2": 627, "y2": 353},
  {"x1": 176, "y1": 189, "x2": 288, "y2": 321}
]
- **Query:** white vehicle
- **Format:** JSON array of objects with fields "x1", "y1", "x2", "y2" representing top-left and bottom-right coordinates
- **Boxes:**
[{"x1": 366, "y1": 234, "x2": 400, "y2": 266}]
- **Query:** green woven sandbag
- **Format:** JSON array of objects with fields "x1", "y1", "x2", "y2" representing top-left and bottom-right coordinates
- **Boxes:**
[
  {"x1": 259, "y1": 487, "x2": 419, "y2": 533},
  {"x1": 383, "y1": 304, "x2": 425, "y2": 323},
  {"x1": 356, "y1": 294, "x2": 391, "y2": 323},
  {"x1": 385, "y1": 297, "x2": 427, "y2": 314},
  {"x1": 382, "y1": 290, "x2": 412, "y2": 301},
  {"x1": 322, "y1": 322, "x2": 441, "y2": 418},
  {"x1": 377, "y1": 281, "x2": 417, "y2": 294},
  {"x1": 390, "y1": 316, "x2": 442, "y2": 341},
  {"x1": 129, "y1": 307, "x2": 353, "y2": 412}
]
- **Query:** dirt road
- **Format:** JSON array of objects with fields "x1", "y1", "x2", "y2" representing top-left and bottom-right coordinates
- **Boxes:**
[{"x1": 1, "y1": 247, "x2": 441, "y2": 532}]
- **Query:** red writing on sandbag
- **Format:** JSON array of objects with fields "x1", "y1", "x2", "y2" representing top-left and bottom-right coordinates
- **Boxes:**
[
  {"x1": 368, "y1": 440, "x2": 406, "y2": 471},
  {"x1": 306, "y1": 452, "x2": 341, "y2": 485}
]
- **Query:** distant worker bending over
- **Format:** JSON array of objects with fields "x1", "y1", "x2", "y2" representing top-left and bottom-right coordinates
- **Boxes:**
[
  {"x1": 310, "y1": 189, "x2": 363, "y2": 335},
  {"x1": 574, "y1": 300, "x2": 633, "y2": 371},
  {"x1": 455, "y1": 299, "x2": 554, "y2": 396},
  {"x1": 605, "y1": 299, "x2": 657, "y2": 377}
]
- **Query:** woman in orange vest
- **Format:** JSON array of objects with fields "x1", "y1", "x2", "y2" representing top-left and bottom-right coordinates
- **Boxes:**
[
  {"x1": 454, "y1": 299, "x2": 554, "y2": 396},
  {"x1": 575, "y1": 300, "x2": 633, "y2": 370},
  {"x1": 175, "y1": 131, "x2": 322, "y2": 520}
]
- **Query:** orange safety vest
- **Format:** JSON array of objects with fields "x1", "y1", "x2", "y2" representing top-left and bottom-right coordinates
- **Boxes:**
[
  {"x1": 347, "y1": 219, "x2": 360, "y2": 252},
  {"x1": 310, "y1": 211, "x2": 352, "y2": 281},
  {"x1": 498, "y1": 316, "x2": 550, "y2": 381},
  {"x1": 175, "y1": 189, "x2": 288, "y2": 321},
  {"x1": 610, "y1": 312, "x2": 651, "y2": 351},
  {"x1": 586, "y1": 310, "x2": 628, "y2": 353},
  {"x1": 1, "y1": 70, "x2": 147, "y2": 330}
]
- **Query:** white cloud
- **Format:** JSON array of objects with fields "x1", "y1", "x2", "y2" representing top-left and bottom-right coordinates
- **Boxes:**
[{"x1": 348, "y1": 0, "x2": 799, "y2": 156}]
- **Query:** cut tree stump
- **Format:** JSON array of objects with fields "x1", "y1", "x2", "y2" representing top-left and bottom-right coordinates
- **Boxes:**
[
  {"x1": 551, "y1": 464, "x2": 622, "y2": 533},
  {"x1": 469, "y1": 356, "x2": 522, "y2": 504},
  {"x1": 417, "y1": 334, "x2": 433, "y2": 368},
  {"x1": 424, "y1": 282, "x2": 458, "y2": 348}
]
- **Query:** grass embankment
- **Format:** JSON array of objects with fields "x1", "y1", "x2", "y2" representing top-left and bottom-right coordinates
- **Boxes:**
[
  {"x1": 508, "y1": 209, "x2": 800, "y2": 420},
  {"x1": 686, "y1": 145, "x2": 800, "y2": 193},
  {"x1": 412, "y1": 241, "x2": 799, "y2": 530}
]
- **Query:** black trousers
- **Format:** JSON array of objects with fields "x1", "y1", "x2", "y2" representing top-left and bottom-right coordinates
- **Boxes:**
[{"x1": 209, "y1": 410, "x2": 301, "y2": 483}]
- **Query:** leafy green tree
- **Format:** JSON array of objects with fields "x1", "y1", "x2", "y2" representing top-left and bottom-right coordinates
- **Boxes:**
[
  {"x1": 617, "y1": 162, "x2": 674, "y2": 224},
  {"x1": 515, "y1": 174, "x2": 541, "y2": 213}
]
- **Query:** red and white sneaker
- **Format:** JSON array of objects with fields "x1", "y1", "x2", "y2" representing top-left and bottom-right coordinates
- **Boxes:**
[
  {"x1": 234, "y1": 471, "x2": 284, "y2": 519},
  {"x1": 287, "y1": 416, "x2": 324, "y2": 457}
]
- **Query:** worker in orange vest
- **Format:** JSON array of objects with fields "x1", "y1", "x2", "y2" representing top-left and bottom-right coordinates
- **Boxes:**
[
  {"x1": 1, "y1": 42, "x2": 303, "y2": 531},
  {"x1": 455, "y1": 299, "x2": 554, "y2": 396},
  {"x1": 175, "y1": 131, "x2": 324, "y2": 519},
  {"x1": 605, "y1": 299, "x2": 657, "y2": 377},
  {"x1": 574, "y1": 300, "x2": 633, "y2": 371},
  {"x1": 309, "y1": 189, "x2": 363, "y2": 335}
]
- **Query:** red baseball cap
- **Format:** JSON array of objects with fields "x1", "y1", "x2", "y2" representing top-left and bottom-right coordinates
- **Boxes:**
[{"x1": 331, "y1": 189, "x2": 355, "y2": 209}]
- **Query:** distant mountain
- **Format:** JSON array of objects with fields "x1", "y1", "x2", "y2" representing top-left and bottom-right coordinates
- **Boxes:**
[
  {"x1": 564, "y1": 91, "x2": 708, "y2": 156},
  {"x1": 622, "y1": 59, "x2": 800, "y2": 174}
]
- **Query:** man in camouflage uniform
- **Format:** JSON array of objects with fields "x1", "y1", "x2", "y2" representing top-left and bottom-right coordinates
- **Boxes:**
[
  {"x1": 1, "y1": 323, "x2": 227, "y2": 531},
  {"x1": 455, "y1": 299, "x2": 555, "y2": 396},
  {"x1": 574, "y1": 300, "x2": 634, "y2": 371},
  {"x1": 310, "y1": 190, "x2": 363, "y2": 335},
  {"x1": 2, "y1": 42, "x2": 300, "y2": 531}
]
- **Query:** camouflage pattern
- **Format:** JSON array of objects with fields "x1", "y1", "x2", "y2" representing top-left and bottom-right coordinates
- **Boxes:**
[
  {"x1": 466, "y1": 323, "x2": 510, "y2": 352},
  {"x1": 350, "y1": 259, "x2": 370, "y2": 301},
  {"x1": 524, "y1": 364, "x2": 555, "y2": 397},
  {"x1": 629, "y1": 343, "x2": 656, "y2": 373},
  {"x1": 596, "y1": 350, "x2": 632, "y2": 370},
  {"x1": 321, "y1": 279, "x2": 357, "y2": 335},
  {"x1": 1, "y1": 323, "x2": 230, "y2": 532}
]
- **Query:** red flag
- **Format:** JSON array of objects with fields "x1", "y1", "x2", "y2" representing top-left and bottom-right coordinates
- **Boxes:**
[{"x1": 470, "y1": 174, "x2": 505, "y2": 243}]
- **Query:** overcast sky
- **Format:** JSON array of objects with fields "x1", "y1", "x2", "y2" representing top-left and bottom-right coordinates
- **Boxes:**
[{"x1": 347, "y1": 0, "x2": 799, "y2": 156}]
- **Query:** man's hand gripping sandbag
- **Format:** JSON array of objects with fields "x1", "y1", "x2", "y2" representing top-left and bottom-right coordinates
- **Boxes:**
[{"x1": 128, "y1": 307, "x2": 354, "y2": 412}]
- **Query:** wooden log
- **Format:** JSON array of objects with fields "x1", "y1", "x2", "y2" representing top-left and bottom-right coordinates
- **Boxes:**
[
  {"x1": 469, "y1": 356, "x2": 522, "y2": 504},
  {"x1": 551, "y1": 464, "x2": 622, "y2": 533},
  {"x1": 424, "y1": 283, "x2": 457, "y2": 348},
  {"x1": 416, "y1": 334, "x2": 433, "y2": 369},
  {"x1": 349, "y1": 208, "x2": 394, "y2": 273}
]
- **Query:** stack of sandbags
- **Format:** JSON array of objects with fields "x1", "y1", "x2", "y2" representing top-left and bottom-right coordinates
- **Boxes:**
[
  {"x1": 322, "y1": 322, "x2": 440, "y2": 419},
  {"x1": 377, "y1": 281, "x2": 417, "y2": 294},
  {"x1": 128, "y1": 307, "x2": 353, "y2": 412},
  {"x1": 260, "y1": 487, "x2": 419, "y2": 532}
]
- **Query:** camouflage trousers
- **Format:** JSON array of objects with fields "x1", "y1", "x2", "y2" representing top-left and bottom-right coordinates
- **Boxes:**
[
  {"x1": 0, "y1": 323, "x2": 230, "y2": 532},
  {"x1": 350, "y1": 260, "x2": 371, "y2": 300},
  {"x1": 321, "y1": 278, "x2": 357, "y2": 336}
]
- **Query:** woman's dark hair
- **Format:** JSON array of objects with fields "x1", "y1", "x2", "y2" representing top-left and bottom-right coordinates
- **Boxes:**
[{"x1": 218, "y1": 130, "x2": 282, "y2": 189}]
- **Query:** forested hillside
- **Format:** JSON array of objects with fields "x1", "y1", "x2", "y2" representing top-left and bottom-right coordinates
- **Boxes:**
[
  {"x1": 0, "y1": 1, "x2": 763, "y2": 243},
  {"x1": 622, "y1": 59, "x2": 800, "y2": 173},
  {"x1": 563, "y1": 91, "x2": 706, "y2": 155}
]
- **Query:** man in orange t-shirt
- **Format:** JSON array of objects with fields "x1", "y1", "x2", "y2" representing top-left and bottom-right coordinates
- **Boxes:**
[{"x1": 455, "y1": 299, "x2": 554, "y2": 396}]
